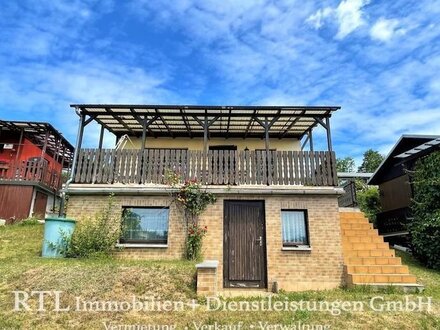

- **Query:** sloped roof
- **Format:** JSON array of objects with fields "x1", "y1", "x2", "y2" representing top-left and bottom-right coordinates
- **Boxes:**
[{"x1": 368, "y1": 135, "x2": 440, "y2": 185}]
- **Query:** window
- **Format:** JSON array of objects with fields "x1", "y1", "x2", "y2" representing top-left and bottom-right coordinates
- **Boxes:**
[
  {"x1": 209, "y1": 145, "x2": 237, "y2": 150},
  {"x1": 120, "y1": 207, "x2": 169, "y2": 245},
  {"x1": 281, "y1": 210, "x2": 309, "y2": 247}
]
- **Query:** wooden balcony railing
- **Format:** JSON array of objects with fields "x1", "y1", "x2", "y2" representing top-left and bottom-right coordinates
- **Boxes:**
[
  {"x1": 338, "y1": 181, "x2": 358, "y2": 207},
  {"x1": 73, "y1": 149, "x2": 338, "y2": 186},
  {"x1": 0, "y1": 160, "x2": 62, "y2": 191}
]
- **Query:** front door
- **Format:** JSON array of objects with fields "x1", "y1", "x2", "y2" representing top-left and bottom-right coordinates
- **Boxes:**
[{"x1": 223, "y1": 200, "x2": 267, "y2": 288}]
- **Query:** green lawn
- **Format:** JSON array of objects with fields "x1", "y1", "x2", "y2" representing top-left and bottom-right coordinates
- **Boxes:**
[{"x1": 0, "y1": 223, "x2": 439, "y2": 329}]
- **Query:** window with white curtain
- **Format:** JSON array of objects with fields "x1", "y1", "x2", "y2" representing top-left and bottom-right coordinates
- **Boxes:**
[{"x1": 281, "y1": 210, "x2": 309, "y2": 247}]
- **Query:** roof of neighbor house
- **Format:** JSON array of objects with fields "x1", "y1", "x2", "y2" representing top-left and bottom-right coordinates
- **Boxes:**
[
  {"x1": 0, "y1": 120, "x2": 75, "y2": 164},
  {"x1": 368, "y1": 135, "x2": 440, "y2": 185},
  {"x1": 70, "y1": 104, "x2": 340, "y2": 139},
  {"x1": 337, "y1": 172, "x2": 373, "y2": 179}
]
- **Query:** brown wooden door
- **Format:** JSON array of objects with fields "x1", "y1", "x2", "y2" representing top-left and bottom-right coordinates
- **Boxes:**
[
  {"x1": 224, "y1": 200, "x2": 267, "y2": 288},
  {"x1": 33, "y1": 191, "x2": 48, "y2": 219}
]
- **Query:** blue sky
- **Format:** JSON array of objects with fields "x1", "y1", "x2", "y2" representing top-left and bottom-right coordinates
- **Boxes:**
[{"x1": 0, "y1": 0, "x2": 439, "y2": 165}]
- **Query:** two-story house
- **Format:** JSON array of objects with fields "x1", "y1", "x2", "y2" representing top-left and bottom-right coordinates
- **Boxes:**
[{"x1": 65, "y1": 104, "x2": 421, "y2": 294}]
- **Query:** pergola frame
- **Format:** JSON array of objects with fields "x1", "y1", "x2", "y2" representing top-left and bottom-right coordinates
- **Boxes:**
[
  {"x1": 0, "y1": 120, "x2": 74, "y2": 167},
  {"x1": 70, "y1": 104, "x2": 339, "y2": 170}
]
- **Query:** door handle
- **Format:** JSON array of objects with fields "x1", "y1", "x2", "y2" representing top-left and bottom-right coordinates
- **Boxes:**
[{"x1": 256, "y1": 236, "x2": 263, "y2": 247}]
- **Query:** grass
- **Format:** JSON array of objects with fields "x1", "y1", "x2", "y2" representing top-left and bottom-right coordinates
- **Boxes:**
[{"x1": 0, "y1": 223, "x2": 439, "y2": 329}]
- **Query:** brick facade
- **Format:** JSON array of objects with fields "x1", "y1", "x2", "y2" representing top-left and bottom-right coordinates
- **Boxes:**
[{"x1": 67, "y1": 191, "x2": 344, "y2": 292}]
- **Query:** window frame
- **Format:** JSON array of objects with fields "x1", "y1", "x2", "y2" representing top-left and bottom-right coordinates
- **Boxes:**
[
  {"x1": 119, "y1": 206, "x2": 170, "y2": 246},
  {"x1": 281, "y1": 209, "x2": 310, "y2": 248}
]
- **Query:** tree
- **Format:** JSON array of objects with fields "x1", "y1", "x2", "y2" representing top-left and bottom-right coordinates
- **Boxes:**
[
  {"x1": 336, "y1": 157, "x2": 356, "y2": 172},
  {"x1": 410, "y1": 151, "x2": 440, "y2": 269},
  {"x1": 358, "y1": 149, "x2": 384, "y2": 173}
]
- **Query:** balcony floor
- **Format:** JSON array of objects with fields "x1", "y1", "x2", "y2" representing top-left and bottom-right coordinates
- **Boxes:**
[{"x1": 67, "y1": 183, "x2": 343, "y2": 196}]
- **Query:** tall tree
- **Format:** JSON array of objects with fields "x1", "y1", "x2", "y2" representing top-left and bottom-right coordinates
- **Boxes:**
[
  {"x1": 336, "y1": 157, "x2": 356, "y2": 172},
  {"x1": 358, "y1": 149, "x2": 384, "y2": 173}
]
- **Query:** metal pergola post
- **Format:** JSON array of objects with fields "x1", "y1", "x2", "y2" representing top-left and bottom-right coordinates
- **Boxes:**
[
  {"x1": 325, "y1": 117, "x2": 332, "y2": 152},
  {"x1": 98, "y1": 125, "x2": 105, "y2": 150},
  {"x1": 309, "y1": 129, "x2": 314, "y2": 152}
]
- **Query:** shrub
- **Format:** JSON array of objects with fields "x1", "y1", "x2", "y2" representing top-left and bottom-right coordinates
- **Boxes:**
[
  {"x1": 165, "y1": 170, "x2": 216, "y2": 260},
  {"x1": 175, "y1": 180, "x2": 217, "y2": 218},
  {"x1": 186, "y1": 223, "x2": 207, "y2": 261},
  {"x1": 355, "y1": 180, "x2": 381, "y2": 224},
  {"x1": 54, "y1": 194, "x2": 121, "y2": 258},
  {"x1": 410, "y1": 151, "x2": 440, "y2": 269}
]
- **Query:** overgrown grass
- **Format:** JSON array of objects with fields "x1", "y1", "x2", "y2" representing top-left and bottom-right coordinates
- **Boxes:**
[{"x1": 0, "y1": 223, "x2": 439, "y2": 329}]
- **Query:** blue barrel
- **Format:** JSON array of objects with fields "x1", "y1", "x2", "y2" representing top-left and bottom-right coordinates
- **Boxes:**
[{"x1": 42, "y1": 217, "x2": 76, "y2": 258}]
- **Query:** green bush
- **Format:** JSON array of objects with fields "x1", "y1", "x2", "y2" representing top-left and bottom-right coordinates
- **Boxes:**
[
  {"x1": 355, "y1": 180, "x2": 381, "y2": 224},
  {"x1": 54, "y1": 194, "x2": 121, "y2": 258},
  {"x1": 410, "y1": 151, "x2": 440, "y2": 269}
]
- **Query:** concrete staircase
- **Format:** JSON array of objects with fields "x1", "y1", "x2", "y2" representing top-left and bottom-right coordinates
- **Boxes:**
[{"x1": 340, "y1": 210, "x2": 423, "y2": 291}]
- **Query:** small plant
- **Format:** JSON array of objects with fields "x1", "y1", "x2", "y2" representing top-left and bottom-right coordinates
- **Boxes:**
[
  {"x1": 186, "y1": 223, "x2": 207, "y2": 260},
  {"x1": 175, "y1": 180, "x2": 217, "y2": 218},
  {"x1": 49, "y1": 194, "x2": 121, "y2": 258},
  {"x1": 165, "y1": 169, "x2": 216, "y2": 220},
  {"x1": 18, "y1": 217, "x2": 41, "y2": 226}
]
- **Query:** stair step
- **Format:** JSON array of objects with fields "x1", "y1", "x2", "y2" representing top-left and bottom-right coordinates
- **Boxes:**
[
  {"x1": 345, "y1": 257, "x2": 402, "y2": 265},
  {"x1": 341, "y1": 223, "x2": 373, "y2": 230},
  {"x1": 347, "y1": 274, "x2": 417, "y2": 284},
  {"x1": 342, "y1": 236, "x2": 384, "y2": 243},
  {"x1": 342, "y1": 229, "x2": 379, "y2": 237},
  {"x1": 339, "y1": 212, "x2": 366, "y2": 219},
  {"x1": 340, "y1": 217, "x2": 368, "y2": 224},
  {"x1": 343, "y1": 242, "x2": 389, "y2": 251},
  {"x1": 340, "y1": 211, "x2": 419, "y2": 288},
  {"x1": 346, "y1": 265, "x2": 409, "y2": 274},
  {"x1": 344, "y1": 249, "x2": 395, "y2": 257}
]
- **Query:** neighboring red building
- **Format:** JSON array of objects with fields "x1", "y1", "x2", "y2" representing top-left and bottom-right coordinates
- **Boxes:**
[{"x1": 0, "y1": 120, "x2": 74, "y2": 222}]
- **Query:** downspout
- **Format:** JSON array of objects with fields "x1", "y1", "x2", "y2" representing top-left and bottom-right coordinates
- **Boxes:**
[{"x1": 59, "y1": 107, "x2": 83, "y2": 217}]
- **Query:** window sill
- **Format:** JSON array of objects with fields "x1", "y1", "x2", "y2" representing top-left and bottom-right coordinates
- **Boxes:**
[
  {"x1": 116, "y1": 243, "x2": 168, "y2": 248},
  {"x1": 282, "y1": 246, "x2": 312, "y2": 251}
]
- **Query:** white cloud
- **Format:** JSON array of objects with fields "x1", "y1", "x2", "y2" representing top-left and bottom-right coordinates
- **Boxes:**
[
  {"x1": 1, "y1": 0, "x2": 440, "y2": 157},
  {"x1": 0, "y1": 0, "x2": 188, "y2": 147},
  {"x1": 335, "y1": 0, "x2": 370, "y2": 39},
  {"x1": 306, "y1": 0, "x2": 370, "y2": 39},
  {"x1": 370, "y1": 17, "x2": 405, "y2": 42},
  {"x1": 306, "y1": 7, "x2": 333, "y2": 29}
]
